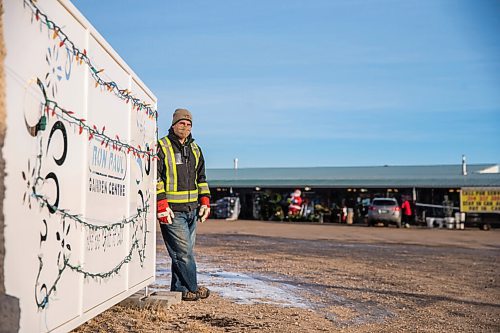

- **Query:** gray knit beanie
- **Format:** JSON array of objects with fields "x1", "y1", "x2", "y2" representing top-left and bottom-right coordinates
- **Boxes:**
[{"x1": 172, "y1": 108, "x2": 193, "y2": 125}]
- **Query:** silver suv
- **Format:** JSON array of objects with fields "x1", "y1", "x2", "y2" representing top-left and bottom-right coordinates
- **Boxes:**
[{"x1": 367, "y1": 198, "x2": 402, "y2": 227}]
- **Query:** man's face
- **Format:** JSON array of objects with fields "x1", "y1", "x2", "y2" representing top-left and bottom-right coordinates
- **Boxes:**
[{"x1": 172, "y1": 120, "x2": 192, "y2": 141}]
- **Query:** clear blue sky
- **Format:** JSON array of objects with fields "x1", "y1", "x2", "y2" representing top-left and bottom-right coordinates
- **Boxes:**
[{"x1": 72, "y1": 0, "x2": 500, "y2": 169}]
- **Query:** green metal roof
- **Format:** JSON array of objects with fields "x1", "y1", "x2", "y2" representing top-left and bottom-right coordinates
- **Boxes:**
[{"x1": 206, "y1": 164, "x2": 500, "y2": 188}]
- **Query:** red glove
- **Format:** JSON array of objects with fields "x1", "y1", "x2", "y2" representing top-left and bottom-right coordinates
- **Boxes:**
[
  {"x1": 157, "y1": 199, "x2": 174, "y2": 224},
  {"x1": 200, "y1": 196, "x2": 210, "y2": 208},
  {"x1": 198, "y1": 197, "x2": 211, "y2": 222}
]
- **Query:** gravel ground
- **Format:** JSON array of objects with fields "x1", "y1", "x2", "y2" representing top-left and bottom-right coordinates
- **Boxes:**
[{"x1": 73, "y1": 220, "x2": 500, "y2": 333}]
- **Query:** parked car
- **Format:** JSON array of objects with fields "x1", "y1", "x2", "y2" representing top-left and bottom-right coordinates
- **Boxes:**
[
  {"x1": 367, "y1": 198, "x2": 402, "y2": 227},
  {"x1": 214, "y1": 196, "x2": 241, "y2": 220}
]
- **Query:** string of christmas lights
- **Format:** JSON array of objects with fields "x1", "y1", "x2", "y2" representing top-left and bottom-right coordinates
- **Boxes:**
[
  {"x1": 35, "y1": 229, "x2": 148, "y2": 309},
  {"x1": 34, "y1": 192, "x2": 149, "y2": 231},
  {"x1": 37, "y1": 78, "x2": 155, "y2": 159},
  {"x1": 24, "y1": 0, "x2": 158, "y2": 120}
]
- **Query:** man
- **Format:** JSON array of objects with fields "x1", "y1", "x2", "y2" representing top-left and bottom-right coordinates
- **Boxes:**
[
  {"x1": 401, "y1": 199, "x2": 412, "y2": 228},
  {"x1": 157, "y1": 108, "x2": 211, "y2": 301}
]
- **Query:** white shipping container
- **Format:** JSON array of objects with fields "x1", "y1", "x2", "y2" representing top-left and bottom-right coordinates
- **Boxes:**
[{"x1": 3, "y1": 0, "x2": 157, "y2": 331}]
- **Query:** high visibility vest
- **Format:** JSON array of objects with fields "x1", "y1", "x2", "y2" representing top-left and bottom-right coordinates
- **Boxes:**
[{"x1": 156, "y1": 137, "x2": 210, "y2": 204}]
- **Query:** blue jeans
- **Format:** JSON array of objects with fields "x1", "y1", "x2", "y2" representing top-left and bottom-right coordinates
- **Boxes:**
[{"x1": 159, "y1": 210, "x2": 199, "y2": 293}]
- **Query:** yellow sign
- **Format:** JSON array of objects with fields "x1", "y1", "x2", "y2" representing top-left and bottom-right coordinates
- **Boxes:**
[{"x1": 460, "y1": 188, "x2": 500, "y2": 213}]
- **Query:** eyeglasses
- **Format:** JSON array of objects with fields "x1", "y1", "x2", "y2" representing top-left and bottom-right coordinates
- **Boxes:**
[{"x1": 176, "y1": 121, "x2": 192, "y2": 127}]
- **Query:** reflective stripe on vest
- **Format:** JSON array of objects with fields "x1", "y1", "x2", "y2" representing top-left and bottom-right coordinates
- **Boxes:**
[
  {"x1": 198, "y1": 182, "x2": 210, "y2": 195},
  {"x1": 164, "y1": 189, "x2": 199, "y2": 203},
  {"x1": 158, "y1": 137, "x2": 176, "y2": 192},
  {"x1": 158, "y1": 137, "x2": 204, "y2": 203},
  {"x1": 191, "y1": 142, "x2": 200, "y2": 171},
  {"x1": 156, "y1": 181, "x2": 165, "y2": 195}
]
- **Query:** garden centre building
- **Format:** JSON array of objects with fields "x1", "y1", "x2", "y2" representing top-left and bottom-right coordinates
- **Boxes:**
[{"x1": 206, "y1": 163, "x2": 500, "y2": 225}]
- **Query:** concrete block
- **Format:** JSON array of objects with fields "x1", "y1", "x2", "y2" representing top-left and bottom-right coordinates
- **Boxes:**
[{"x1": 120, "y1": 290, "x2": 181, "y2": 309}]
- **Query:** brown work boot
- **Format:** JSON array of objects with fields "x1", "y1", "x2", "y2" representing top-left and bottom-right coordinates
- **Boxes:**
[
  {"x1": 181, "y1": 291, "x2": 199, "y2": 301},
  {"x1": 196, "y1": 286, "x2": 210, "y2": 299}
]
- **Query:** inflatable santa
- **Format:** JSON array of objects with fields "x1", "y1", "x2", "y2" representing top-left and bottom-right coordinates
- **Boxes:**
[{"x1": 288, "y1": 189, "x2": 303, "y2": 216}]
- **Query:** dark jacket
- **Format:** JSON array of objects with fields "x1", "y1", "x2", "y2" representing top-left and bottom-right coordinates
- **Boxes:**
[{"x1": 157, "y1": 128, "x2": 210, "y2": 212}]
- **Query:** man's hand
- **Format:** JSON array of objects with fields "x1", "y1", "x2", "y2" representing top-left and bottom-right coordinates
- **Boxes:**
[
  {"x1": 157, "y1": 199, "x2": 175, "y2": 224},
  {"x1": 198, "y1": 205, "x2": 210, "y2": 223}
]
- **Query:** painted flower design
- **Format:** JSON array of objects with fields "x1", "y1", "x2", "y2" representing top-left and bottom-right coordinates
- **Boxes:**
[
  {"x1": 56, "y1": 218, "x2": 72, "y2": 269},
  {"x1": 22, "y1": 159, "x2": 36, "y2": 209},
  {"x1": 45, "y1": 44, "x2": 63, "y2": 97}
]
